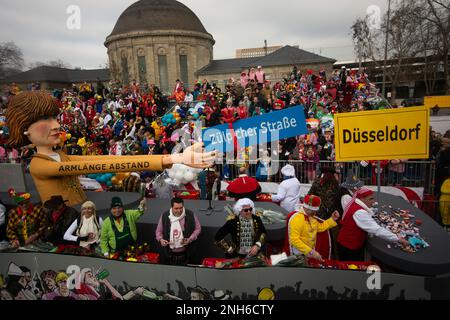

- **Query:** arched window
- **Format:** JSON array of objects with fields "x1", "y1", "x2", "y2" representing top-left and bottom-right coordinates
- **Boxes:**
[
  {"x1": 137, "y1": 48, "x2": 147, "y2": 83},
  {"x1": 179, "y1": 47, "x2": 188, "y2": 86},
  {"x1": 157, "y1": 47, "x2": 169, "y2": 93},
  {"x1": 121, "y1": 51, "x2": 129, "y2": 85}
]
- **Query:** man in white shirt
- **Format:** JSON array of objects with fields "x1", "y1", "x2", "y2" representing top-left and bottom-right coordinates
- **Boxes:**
[
  {"x1": 272, "y1": 164, "x2": 301, "y2": 213},
  {"x1": 337, "y1": 187, "x2": 410, "y2": 261}
]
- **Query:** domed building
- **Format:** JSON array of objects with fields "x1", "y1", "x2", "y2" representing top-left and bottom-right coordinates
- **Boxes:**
[{"x1": 105, "y1": 0, "x2": 215, "y2": 93}]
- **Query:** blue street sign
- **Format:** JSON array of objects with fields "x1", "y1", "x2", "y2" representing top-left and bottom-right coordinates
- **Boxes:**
[{"x1": 202, "y1": 105, "x2": 308, "y2": 152}]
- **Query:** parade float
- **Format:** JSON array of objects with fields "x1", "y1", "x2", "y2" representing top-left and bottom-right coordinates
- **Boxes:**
[{"x1": 1, "y1": 93, "x2": 449, "y2": 300}]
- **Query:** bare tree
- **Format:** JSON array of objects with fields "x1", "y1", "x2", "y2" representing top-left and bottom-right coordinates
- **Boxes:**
[
  {"x1": 29, "y1": 59, "x2": 71, "y2": 69},
  {"x1": 424, "y1": 0, "x2": 450, "y2": 95},
  {"x1": 0, "y1": 41, "x2": 24, "y2": 79},
  {"x1": 352, "y1": 1, "x2": 423, "y2": 101},
  {"x1": 415, "y1": 10, "x2": 440, "y2": 95},
  {"x1": 407, "y1": 0, "x2": 450, "y2": 95}
]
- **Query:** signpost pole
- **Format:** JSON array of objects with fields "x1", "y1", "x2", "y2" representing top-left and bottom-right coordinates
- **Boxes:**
[{"x1": 377, "y1": 161, "x2": 381, "y2": 205}]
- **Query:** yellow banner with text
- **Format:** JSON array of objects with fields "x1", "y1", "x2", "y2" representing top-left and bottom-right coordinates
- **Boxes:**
[{"x1": 334, "y1": 107, "x2": 429, "y2": 161}]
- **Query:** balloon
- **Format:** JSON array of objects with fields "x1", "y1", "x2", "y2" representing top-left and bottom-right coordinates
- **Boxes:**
[
  {"x1": 106, "y1": 181, "x2": 112, "y2": 187},
  {"x1": 116, "y1": 173, "x2": 126, "y2": 180},
  {"x1": 117, "y1": 179, "x2": 123, "y2": 186},
  {"x1": 111, "y1": 176, "x2": 118, "y2": 185},
  {"x1": 184, "y1": 171, "x2": 195, "y2": 183},
  {"x1": 175, "y1": 171, "x2": 184, "y2": 181},
  {"x1": 124, "y1": 172, "x2": 131, "y2": 178}
]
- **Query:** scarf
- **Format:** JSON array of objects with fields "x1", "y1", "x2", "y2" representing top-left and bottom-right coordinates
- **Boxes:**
[
  {"x1": 342, "y1": 187, "x2": 373, "y2": 221},
  {"x1": 51, "y1": 207, "x2": 66, "y2": 223},
  {"x1": 77, "y1": 215, "x2": 100, "y2": 248},
  {"x1": 169, "y1": 208, "x2": 186, "y2": 250}
]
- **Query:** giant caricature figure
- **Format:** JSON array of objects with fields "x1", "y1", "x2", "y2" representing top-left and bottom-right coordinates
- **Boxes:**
[{"x1": 6, "y1": 91, "x2": 216, "y2": 206}]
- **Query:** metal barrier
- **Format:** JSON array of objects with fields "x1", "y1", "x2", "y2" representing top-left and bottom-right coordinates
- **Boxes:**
[
  {"x1": 419, "y1": 199, "x2": 450, "y2": 226},
  {"x1": 217, "y1": 160, "x2": 437, "y2": 195}
]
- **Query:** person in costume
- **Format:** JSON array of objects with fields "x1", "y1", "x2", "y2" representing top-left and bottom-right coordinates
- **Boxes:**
[
  {"x1": 287, "y1": 194, "x2": 339, "y2": 262},
  {"x1": 5, "y1": 91, "x2": 217, "y2": 206},
  {"x1": 42, "y1": 195, "x2": 79, "y2": 245},
  {"x1": 272, "y1": 164, "x2": 301, "y2": 213},
  {"x1": 226, "y1": 167, "x2": 261, "y2": 201},
  {"x1": 6, "y1": 189, "x2": 46, "y2": 248},
  {"x1": 337, "y1": 187, "x2": 410, "y2": 261},
  {"x1": 337, "y1": 170, "x2": 364, "y2": 215},
  {"x1": 220, "y1": 99, "x2": 235, "y2": 124},
  {"x1": 214, "y1": 198, "x2": 267, "y2": 258},
  {"x1": 155, "y1": 197, "x2": 201, "y2": 265},
  {"x1": 64, "y1": 200, "x2": 103, "y2": 249},
  {"x1": 237, "y1": 101, "x2": 249, "y2": 120},
  {"x1": 308, "y1": 167, "x2": 341, "y2": 220},
  {"x1": 100, "y1": 196, "x2": 146, "y2": 257}
]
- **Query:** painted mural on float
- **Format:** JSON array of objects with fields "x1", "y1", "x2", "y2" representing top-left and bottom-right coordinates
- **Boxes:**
[{"x1": 0, "y1": 252, "x2": 444, "y2": 300}]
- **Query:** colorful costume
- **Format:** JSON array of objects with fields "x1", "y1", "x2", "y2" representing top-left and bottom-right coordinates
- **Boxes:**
[
  {"x1": 100, "y1": 208, "x2": 144, "y2": 255},
  {"x1": 215, "y1": 214, "x2": 266, "y2": 258},
  {"x1": 7, "y1": 203, "x2": 46, "y2": 246},
  {"x1": 288, "y1": 207, "x2": 337, "y2": 256}
]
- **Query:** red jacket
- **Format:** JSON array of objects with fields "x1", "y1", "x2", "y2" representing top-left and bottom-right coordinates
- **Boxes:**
[
  {"x1": 273, "y1": 99, "x2": 285, "y2": 110},
  {"x1": 237, "y1": 106, "x2": 248, "y2": 119},
  {"x1": 337, "y1": 202, "x2": 368, "y2": 250},
  {"x1": 221, "y1": 107, "x2": 235, "y2": 124},
  {"x1": 84, "y1": 109, "x2": 96, "y2": 123}
]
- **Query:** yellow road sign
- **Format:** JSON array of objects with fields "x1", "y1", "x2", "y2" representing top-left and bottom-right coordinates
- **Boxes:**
[{"x1": 334, "y1": 107, "x2": 429, "y2": 161}]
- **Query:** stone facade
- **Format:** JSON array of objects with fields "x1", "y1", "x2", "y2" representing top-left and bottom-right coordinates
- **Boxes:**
[{"x1": 105, "y1": 30, "x2": 214, "y2": 94}]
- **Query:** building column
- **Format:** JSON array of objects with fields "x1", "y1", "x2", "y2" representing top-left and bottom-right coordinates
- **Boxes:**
[
  {"x1": 168, "y1": 41, "x2": 178, "y2": 93},
  {"x1": 147, "y1": 45, "x2": 156, "y2": 86}
]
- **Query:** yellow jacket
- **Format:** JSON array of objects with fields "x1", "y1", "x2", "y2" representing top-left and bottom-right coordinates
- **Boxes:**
[
  {"x1": 288, "y1": 209, "x2": 337, "y2": 256},
  {"x1": 30, "y1": 151, "x2": 170, "y2": 206}
]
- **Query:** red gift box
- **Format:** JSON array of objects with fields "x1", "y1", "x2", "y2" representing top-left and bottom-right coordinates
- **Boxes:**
[{"x1": 137, "y1": 252, "x2": 160, "y2": 264}]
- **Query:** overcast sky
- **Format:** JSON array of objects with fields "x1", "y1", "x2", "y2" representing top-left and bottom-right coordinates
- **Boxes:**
[{"x1": 0, "y1": 0, "x2": 389, "y2": 70}]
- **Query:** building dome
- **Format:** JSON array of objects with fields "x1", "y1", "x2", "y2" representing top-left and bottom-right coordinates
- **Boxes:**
[
  {"x1": 105, "y1": 0, "x2": 214, "y2": 93},
  {"x1": 108, "y1": 0, "x2": 210, "y2": 37}
]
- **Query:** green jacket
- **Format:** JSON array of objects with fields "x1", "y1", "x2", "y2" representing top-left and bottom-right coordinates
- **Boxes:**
[{"x1": 100, "y1": 209, "x2": 144, "y2": 254}]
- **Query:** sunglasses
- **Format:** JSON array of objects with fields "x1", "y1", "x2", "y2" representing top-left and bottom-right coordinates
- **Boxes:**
[{"x1": 242, "y1": 208, "x2": 253, "y2": 213}]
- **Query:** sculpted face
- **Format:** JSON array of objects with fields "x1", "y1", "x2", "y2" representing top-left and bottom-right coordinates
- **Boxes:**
[{"x1": 27, "y1": 115, "x2": 61, "y2": 149}]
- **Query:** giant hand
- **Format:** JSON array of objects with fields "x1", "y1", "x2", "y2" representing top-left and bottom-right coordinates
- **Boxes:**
[{"x1": 168, "y1": 142, "x2": 217, "y2": 169}]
